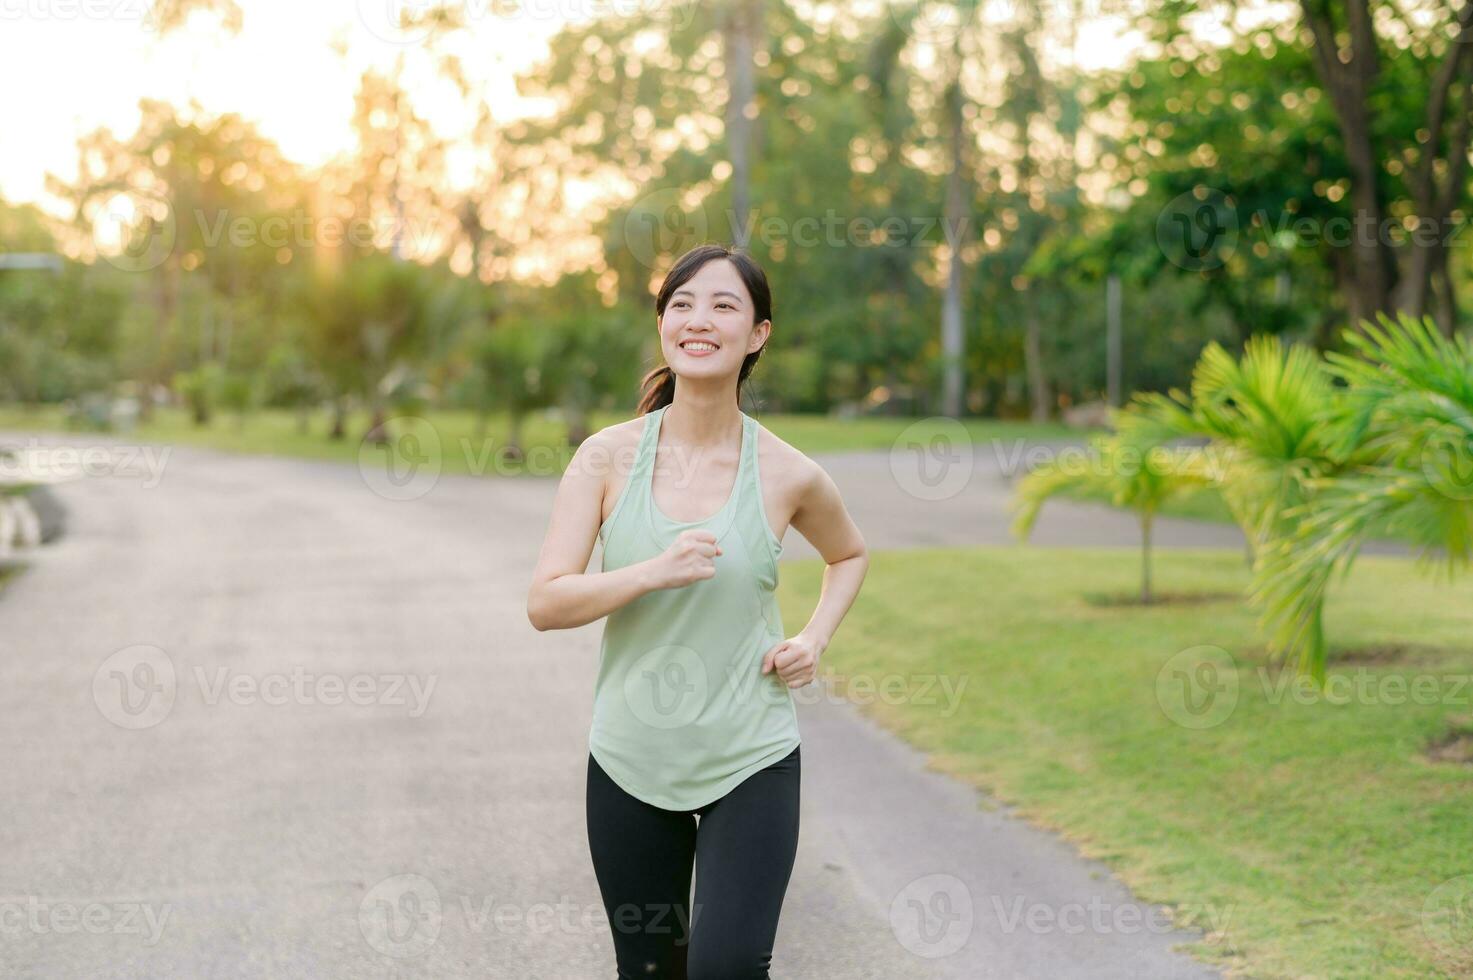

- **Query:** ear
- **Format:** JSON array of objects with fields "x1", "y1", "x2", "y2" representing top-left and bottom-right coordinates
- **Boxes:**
[{"x1": 750, "y1": 318, "x2": 772, "y2": 353}]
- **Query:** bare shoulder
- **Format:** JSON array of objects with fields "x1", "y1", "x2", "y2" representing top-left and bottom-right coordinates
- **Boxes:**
[
  {"x1": 578, "y1": 413, "x2": 648, "y2": 522},
  {"x1": 751, "y1": 418, "x2": 830, "y2": 531},
  {"x1": 589, "y1": 414, "x2": 645, "y2": 456},
  {"x1": 753, "y1": 418, "x2": 865, "y2": 559},
  {"x1": 568, "y1": 414, "x2": 641, "y2": 468},
  {"x1": 752, "y1": 419, "x2": 817, "y2": 486}
]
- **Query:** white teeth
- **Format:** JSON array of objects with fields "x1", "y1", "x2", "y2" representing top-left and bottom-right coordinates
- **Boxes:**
[{"x1": 682, "y1": 342, "x2": 718, "y2": 351}]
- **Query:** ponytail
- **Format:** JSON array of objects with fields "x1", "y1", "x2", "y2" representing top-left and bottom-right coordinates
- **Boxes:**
[{"x1": 636, "y1": 364, "x2": 677, "y2": 416}]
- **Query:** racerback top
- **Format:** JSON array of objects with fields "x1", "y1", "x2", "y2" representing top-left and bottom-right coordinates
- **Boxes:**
[{"x1": 589, "y1": 404, "x2": 801, "y2": 810}]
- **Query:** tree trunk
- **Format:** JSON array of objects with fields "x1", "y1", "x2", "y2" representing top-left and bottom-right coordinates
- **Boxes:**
[
  {"x1": 506, "y1": 410, "x2": 526, "y2": 463},
  {"x1": 1023, "y1": 291, "x2": 1050, "y2": 423},
  {"x1": 940, "y1": 76, "x2": 967, "y2": 419},
  {"x1": 365, "y1": 405, "x2": 390, "y2": 446},
  {"x1": 1432, "y1": 249, "x2": 1457, "y2": 338},
  {"x1": 1300, "y1": 0, "x2": 1395, "y2": 328},
  {"x1": 1396, "y1": 10, "x2": 1473, "y2": 332},
  {"x1": 141, "y1": 259, "x2": 180, "y2": 423},
  {"x1": 723, "y1": 0, "x2": 760, "y2": 246}
]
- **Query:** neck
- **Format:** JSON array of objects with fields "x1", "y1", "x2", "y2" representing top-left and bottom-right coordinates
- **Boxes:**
[{"x1": 663, "y1": 387, "x2": 742, "y2": 447}]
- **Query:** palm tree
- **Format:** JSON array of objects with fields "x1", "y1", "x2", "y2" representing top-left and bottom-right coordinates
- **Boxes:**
[
  {"x1": 1251, "y1": 312, "x2": 1473, "y2": 681},
  {"x1": 1122, "y1": 335, "x2": 1348, "y2": 558},
  {"x1": 1119, "y1": 335, "x2": 1356, "y2": 680},
  {"x1": 1011, "y1": 423, "x2": 1214, "y2": 603}
]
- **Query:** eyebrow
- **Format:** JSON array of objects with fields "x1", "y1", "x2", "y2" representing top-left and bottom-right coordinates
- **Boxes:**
[{"x1": 672, "y1": 289, "x2": 743, "y2": 303}]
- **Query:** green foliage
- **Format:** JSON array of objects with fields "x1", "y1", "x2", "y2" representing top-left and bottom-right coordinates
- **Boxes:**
[
  {"x1": 1011, "y1": 423, "x2": 1214, "y2": 601},
  {"x1": 1120, "y1": 335, "x2": 1350, "y2": 680},
  {"x1": 1105, "y1": 319, "x2": 1473, "y2": 684},
  {"x1": 7, "y1": 2, "x2": 1473, "y2": 447},
  {"x1": 258, "y1": 343, "x2": 323, "y2": 410},
  {"x1": 217, "y1": 371, "x2": 256, "y2": 424},
  {"x1": 1252, "y1": 313, "x2": 1473, "y2": 681},
  {"x1": 1124, "y1": 335, "x2": 1345, "y2": 549},
  {"x1": 173, "y1": 362, "x2": 224, "y2": 426}
]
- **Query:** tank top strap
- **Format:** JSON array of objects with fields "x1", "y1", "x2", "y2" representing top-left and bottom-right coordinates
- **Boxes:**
[
  {"x1": 739, "y1": 411, "x2": 759, "y2": 494},
  {"x1": 737, "y1": 411, "x2": 780, "y2": 557},
  {"x1": 627, "y1": 406, "x2": 668, "y2": 509},
  {"x1": 632, "y1": 405, "x2": 666, "y2": 479},
  {"x1": 599, "y1": 407, "x2": 663, "y2": 543}
]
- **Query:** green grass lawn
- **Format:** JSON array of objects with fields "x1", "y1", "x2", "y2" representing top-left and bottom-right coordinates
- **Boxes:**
[
  {"x1": 780, "y1": 545, "x2": 1473, "y2": 979},
  {"x1": 0, "y1": 403, "x2": 1086, "y2": 475}
]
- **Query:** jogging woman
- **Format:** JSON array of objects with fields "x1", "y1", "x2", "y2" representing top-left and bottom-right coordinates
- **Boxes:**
[{"x1": 527, "y1": 243, "x2": 869, "y2": 978}]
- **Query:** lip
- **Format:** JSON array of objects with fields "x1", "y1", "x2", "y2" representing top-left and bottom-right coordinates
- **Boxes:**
[{"x1": 678, "y1": 340, "x2": 721, "y2": 357}]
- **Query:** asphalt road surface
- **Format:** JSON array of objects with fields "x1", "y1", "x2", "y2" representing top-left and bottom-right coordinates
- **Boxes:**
[{"x1": 0, "y1": 428, "x2": 1301, "y2": 978}]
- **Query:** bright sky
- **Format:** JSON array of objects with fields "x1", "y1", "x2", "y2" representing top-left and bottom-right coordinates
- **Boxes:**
[
  {"x1": 0, "y1": 0, "x2": 568, "y2": 212},
  {"x1": 0, "y1": 0, "x2": 1209, "y2": 221}
]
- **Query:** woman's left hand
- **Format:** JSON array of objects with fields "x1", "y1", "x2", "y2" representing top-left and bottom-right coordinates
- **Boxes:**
[{"x1": 761, "y1": 633, "x2": 824, "y2": 688}]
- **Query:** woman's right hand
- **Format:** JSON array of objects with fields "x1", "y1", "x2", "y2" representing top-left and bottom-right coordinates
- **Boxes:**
[{"x1": 649, "y1": 529, "x2": 722, "y2": 590}]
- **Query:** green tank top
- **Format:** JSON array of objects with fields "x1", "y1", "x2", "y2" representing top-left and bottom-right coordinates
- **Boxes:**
[{"x1": 589, "y1": 404, "x2": 801, "y2": 810}]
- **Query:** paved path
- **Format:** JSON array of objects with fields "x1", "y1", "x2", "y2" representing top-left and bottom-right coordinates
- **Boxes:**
[{"x1": 0, "y1": 429, "x2": 1328, "y2": 978}]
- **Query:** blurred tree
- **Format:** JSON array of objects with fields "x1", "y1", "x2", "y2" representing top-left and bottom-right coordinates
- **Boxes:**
[
  {"x1": 1139, "y1": 1, "x2": 1473, "y2": 336},
  {"x1": 722, "y1": 0, "x2": 763, "y2": 242},
  {"x1": 1012, "y1": 424, "x2": 1214, "y2": 603},
  {"x1": 47, "y1": 100, "x2": 305, "y2": 416}
]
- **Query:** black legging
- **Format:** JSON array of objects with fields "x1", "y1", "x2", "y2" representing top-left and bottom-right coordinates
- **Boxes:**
[{"x1": 585, "y1": 745, "x2": 801, "y2": 979}]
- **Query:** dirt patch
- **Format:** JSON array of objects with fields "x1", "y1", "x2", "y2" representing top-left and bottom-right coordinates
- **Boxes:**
[
  {"x1": 1081, "y1": 590, "x2": 1240, "y2": 608},
  {"x1": 1426, "y1": 717, "x2": 1473, "y2": 766},
  {"x1": 1332, "y1": 642, "x2": 1451, "y2": 665}
]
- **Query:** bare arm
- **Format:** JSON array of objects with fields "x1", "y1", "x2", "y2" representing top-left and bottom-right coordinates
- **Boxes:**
[
  {"x1": 789, "y1": 462, "x2": 869, "y2": 653},
  {"x1": 761, "y1": 459, "x2": 869, "y2": 686},
  {"x1": 526, "y1": 432, "x2": 720, "y2": 631}
]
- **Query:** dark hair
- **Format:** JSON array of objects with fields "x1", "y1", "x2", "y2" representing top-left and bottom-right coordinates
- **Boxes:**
[{"x1": 637, "y1": 243, "x2": 773, "y2": 415}]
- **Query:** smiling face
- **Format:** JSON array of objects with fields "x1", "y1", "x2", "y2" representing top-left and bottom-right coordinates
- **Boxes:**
[{"x1": 657, "y1": 258, "x2": 771, "y2": 379}]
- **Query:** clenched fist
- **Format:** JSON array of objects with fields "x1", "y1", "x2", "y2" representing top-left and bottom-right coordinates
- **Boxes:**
[
  {"x1": 761, "y1": 634, "x2": 823, "y2": 689},
  {"x1": 650, "y1": 528, "x2": 722, "y2": 590}
]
